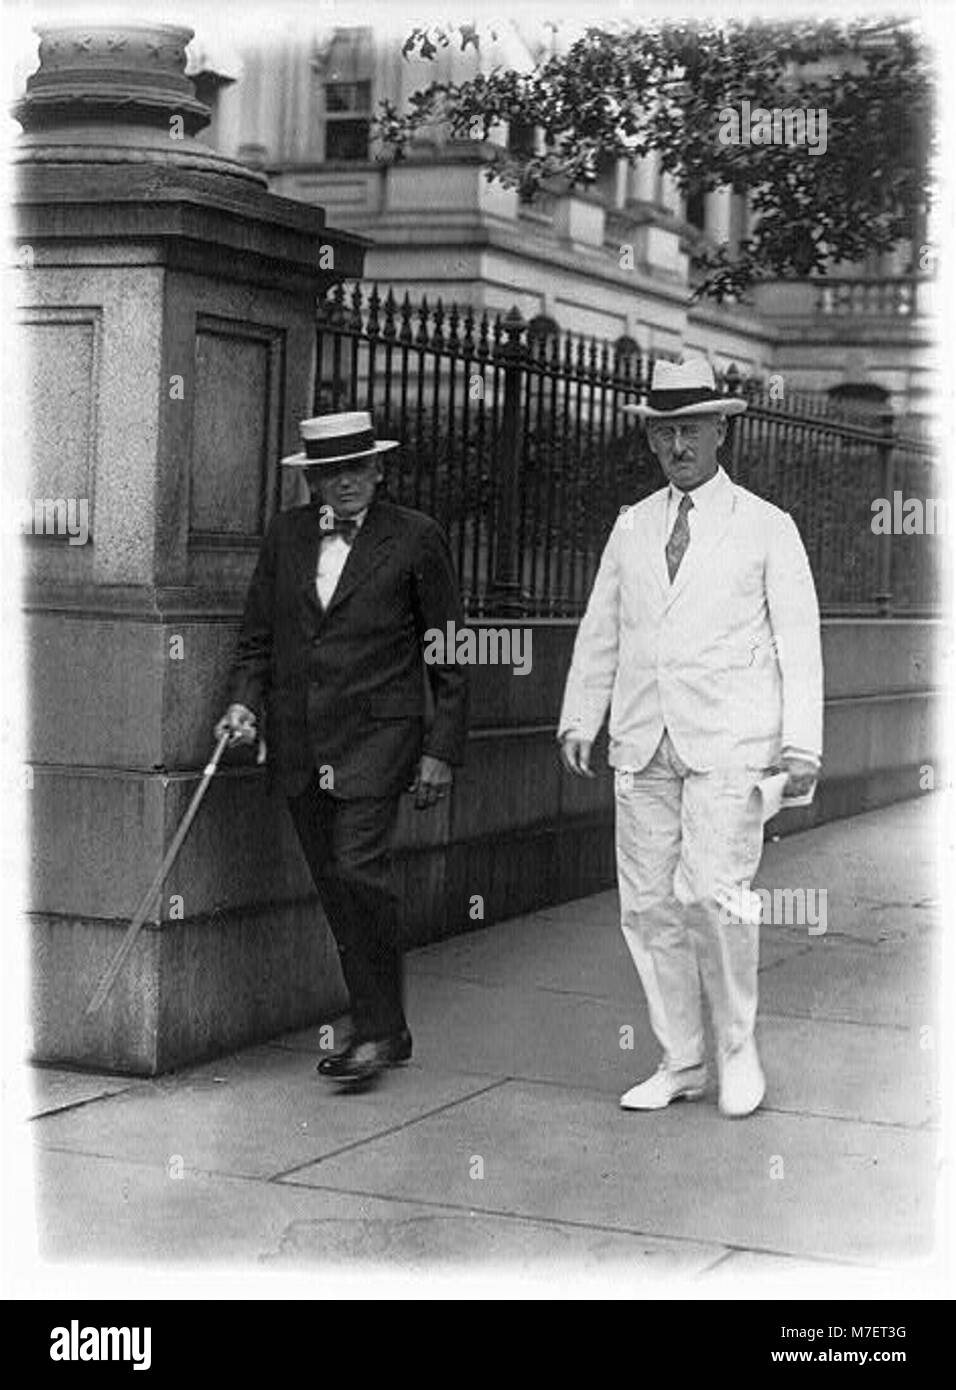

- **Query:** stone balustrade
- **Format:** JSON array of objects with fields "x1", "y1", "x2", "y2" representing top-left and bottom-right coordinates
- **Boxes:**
[{"x1": 815, "y1": 277, "x2": 925, "y2": 319}]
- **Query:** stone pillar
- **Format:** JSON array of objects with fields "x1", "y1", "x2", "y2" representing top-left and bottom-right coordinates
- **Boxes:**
[
  {"x1": 14, "y1": 22, "x2": 366, "y2": 1073},
  {"x1": 704, "y1": 187, "x2": 733, "y2": 246},
  {"x1": 608, "y1": 157, "x2": 628, "y2": 210},
  {"x1": 659, "y1": 170, "x2": 682, "y2": 217},
  {"x1": 620, "y1": 153, "x2": 685, "y2": 282},
  {"x1": 724, "y1": 191, "x2": 747, "y2": 260},
  {"x1": 628, "y1": 151, "x2": 659, "y2": 205}
]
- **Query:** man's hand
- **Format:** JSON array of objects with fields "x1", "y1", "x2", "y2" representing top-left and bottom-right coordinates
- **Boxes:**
[
  {"x1": 409, "y1": 754, "x2": 453, "y2": 810},
  {"x1": 781, "y1": 754, "x2": 818, "y2": 798},
  {"x1": 559, "y1": 734, "x2": 595, "y2": 778},
  {"x1": 214, "y1": 703, "x2": 265, "y2": 763}
]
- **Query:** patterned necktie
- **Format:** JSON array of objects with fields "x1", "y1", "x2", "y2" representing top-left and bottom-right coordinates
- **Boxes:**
[{"x1": 666, "y1": 492, "x2": 694, "y2": 582}]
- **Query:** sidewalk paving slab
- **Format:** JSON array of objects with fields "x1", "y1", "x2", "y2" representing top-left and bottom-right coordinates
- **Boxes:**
[
  {"x1": 26, "y1": 1068, "x2": 139, "y2": 1121},
  {"x1": 755, "y1": 1015, "x2": 937, "y2": 1129},
  {"x1": 757, "y1": 939, "x2": 935, "y2": 1029},
  {"x1": 30, "y1": 1046, "x2": 503, "y2": 1181},
  {"x1": 25, "y1": 796, "x2": 942, "y2": 1275},
  {"x1": 268, "y1": 985, "x2": 935, "y2": 1129},
  {"x1": 281, "y1": 1078, "x2": 935, "y2": 1265},
  {"x1": 32, "y1": 1147, "x2": 728, "y2": 1274}
]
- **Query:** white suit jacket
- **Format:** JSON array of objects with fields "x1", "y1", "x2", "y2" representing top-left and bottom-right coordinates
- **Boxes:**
[{"x1": 558, "y1": 468, "x2": 823, "y2": 772}]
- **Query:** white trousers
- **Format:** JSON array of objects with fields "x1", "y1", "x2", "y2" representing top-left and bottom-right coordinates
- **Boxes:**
[{"x1": 614, "y1": 731, "x2": 767, "y2": 1069}]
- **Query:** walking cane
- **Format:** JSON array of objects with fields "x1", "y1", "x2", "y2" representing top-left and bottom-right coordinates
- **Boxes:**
[{"x1": 85, "y1": 731, "x2": 232, "y2": 1016}]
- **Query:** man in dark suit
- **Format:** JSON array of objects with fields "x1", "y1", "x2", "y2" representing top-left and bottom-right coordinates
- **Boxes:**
[{"x1": 215, "y1": 411, "x2": 469, "y2": 1085}]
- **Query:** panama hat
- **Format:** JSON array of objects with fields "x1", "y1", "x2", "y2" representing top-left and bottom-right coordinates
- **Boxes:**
[
  {"x1": 281, "y1": 411, "x2": 400, "y2": 467},
  {"x1": 623, "y1": 358, "x2": 747, "y2": 419}
]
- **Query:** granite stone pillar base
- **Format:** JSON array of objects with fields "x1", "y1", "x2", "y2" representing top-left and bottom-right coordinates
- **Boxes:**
[{"x1": 30, "y1": 900, "x2": 347, "y2": 1076}]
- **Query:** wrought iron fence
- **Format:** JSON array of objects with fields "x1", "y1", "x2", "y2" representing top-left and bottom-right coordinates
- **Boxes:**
[{"x1": 314, "y1": 282, "x2": 941, "y2": 619}]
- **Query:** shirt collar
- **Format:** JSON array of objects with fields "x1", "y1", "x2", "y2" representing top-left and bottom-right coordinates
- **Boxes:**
[{"x1": 668, "y1": 465, "x2": 729, "y2": 517}]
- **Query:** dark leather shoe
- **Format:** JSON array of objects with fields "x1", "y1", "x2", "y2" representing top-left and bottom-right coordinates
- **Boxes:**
[
  {"x1": 316, "y1": 1027, "x2": 412, "y2": 1080},
  {"x1": 317, "y1": 1037, "x2": 391, "y2": 1083},
  {"x1": 384, "y1": 1027, "x2": 413, "y2": 1065},
  {"x1": 316, "y1": 1046, "x2": 349, "y2": 1077}
]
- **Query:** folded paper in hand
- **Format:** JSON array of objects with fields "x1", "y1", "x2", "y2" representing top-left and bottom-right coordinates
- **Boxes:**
[{"x1": 756, "y1": 771, "x2": 816, "y2": 824}]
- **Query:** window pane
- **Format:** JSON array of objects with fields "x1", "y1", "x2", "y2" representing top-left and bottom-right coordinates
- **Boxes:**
[
  {"x1": 325, "y1": 119, "x2": 370, "y2": 161},
  {"x1": 508, "y1": 120, "x2": 535, "y2": 156},
  {"x1": 326, "y1": 81, "x2": 371, "y2": 113},
  {"x1": 685, "y1": 187, "x2": 706, "y2": 230}
]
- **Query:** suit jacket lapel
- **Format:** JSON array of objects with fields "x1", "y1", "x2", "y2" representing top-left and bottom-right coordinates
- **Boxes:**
[
  {"x1": 321, "y1": 498, "x2": 395, "y2": 621},
  {"x1": 293, "y1": 504, "x2": 325, "y2": 623},
  {"x1": 665, "y1": 476, "x2": 736, "y2": 608},
  {"x1": 646, "y1": 490, "x2": 670, "y2": 599},
  {"x1": 625, "y1": 491, "x2": 668, "y2": 600}
]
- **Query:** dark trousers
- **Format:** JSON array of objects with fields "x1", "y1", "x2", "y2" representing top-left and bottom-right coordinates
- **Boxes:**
[{"x1": 287, "y1": 771, "x2": 407, "y2": 1041}]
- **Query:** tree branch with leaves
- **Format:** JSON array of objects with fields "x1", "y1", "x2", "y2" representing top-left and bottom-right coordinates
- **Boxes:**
[{"x1": 375, "y1": 19, "x2": 934, "y2": 301}]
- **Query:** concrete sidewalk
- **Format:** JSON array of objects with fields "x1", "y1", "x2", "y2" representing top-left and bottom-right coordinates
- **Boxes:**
[{"x1": 24, "y1": 797, "x2": 943, "y2": 1285}]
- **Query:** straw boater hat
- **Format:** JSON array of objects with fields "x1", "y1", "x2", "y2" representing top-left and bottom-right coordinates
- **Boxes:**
[
  {"x1": 281, "y1": 410, "x2": 399, "y2": 467},
  {"x1": 623, "y1": 358, "x2": 747, "y2": 419}
]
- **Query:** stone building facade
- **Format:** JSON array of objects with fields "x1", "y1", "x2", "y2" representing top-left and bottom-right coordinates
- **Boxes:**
[{"x1": 199, "y1": 19, "x2": 935, "y2": 419}]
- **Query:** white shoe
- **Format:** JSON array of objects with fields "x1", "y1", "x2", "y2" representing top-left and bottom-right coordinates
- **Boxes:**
[
  {"x1": 620, "y1": 1063, "x2": 708, "y2": 1111},
  {"x1": 718, "y1": 1037, "x2": 766, "y2": 1118}
]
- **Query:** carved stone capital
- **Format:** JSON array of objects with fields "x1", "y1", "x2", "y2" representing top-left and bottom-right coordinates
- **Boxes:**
[
  {"x1": 13, "y1": 21, "x2": 265, "y2": 186},
  {"x1": 15, "y1": 22, "x2": 210, "y2": 137}
]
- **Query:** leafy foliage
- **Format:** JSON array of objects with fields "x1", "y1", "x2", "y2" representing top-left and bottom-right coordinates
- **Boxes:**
[{"x1": 376, "y1": 19, "x2": 935, "y2": 300}]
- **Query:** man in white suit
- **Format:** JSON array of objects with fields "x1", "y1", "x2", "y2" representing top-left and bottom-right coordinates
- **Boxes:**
[{"x1": 558, "y1": 359, "x2": 823, "y2": 1117}]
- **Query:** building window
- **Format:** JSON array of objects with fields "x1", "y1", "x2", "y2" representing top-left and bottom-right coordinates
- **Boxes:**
[
  {"x1": 316, "y1": 27, "x2": 374, "y2": 163},
  {"x1": 509, "y1": 121, "x2": 540, "y2": 201},
  {"x1": 613, "y1": 334, "x2": 641, "y2": 361},
  {"x1": 528, "y1": 314, "x2": 560, "y2": 345},
  {"x1": 827, "y1": 382, "x2": 890, "y2": 420},
  {"x1": 685, "y1": 185, "x2": 706, "y2": 231},
  {"x1": 590, "y1": 150, "x2": 623, "y2": 207},
  {"x1": 508, "y1": 120, "x2": 537, "y2": 157},
  {"x1": 324, "y1": 79, "x2": 371, "y2": 161}
]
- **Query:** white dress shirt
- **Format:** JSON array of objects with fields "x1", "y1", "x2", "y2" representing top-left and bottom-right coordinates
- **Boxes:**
[
  {"x1": 663, "y1": 465, "x2": 727, "y2": 548},
  {"x1": 316, "y1": 507, "x2": 368, "y2": 608}
]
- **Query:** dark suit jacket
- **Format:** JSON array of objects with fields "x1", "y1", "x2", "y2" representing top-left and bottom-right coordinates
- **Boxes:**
[{"x1": 229, "y1": 495, "x2": 470, "y2": 799}]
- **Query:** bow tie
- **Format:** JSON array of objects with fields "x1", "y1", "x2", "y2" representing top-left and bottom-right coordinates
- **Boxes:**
[{"x1": 325, "y1": 516, "x2": 360, "y2": 544}]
